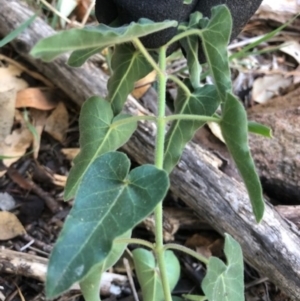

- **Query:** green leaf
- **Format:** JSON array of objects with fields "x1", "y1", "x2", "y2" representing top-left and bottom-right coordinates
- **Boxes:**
[
  {"x1": 179, "y1": 12, "x2": 202, "y2": 89},
  {"x1": 220, "y1": 93, "x2": 264, "y2": 222},
  {"x1": 68, "y1": 46, "x2": 103, "y2": 67},
  {"x1": 64, "y1": 96, "x2": 137, "y2": 200},
  {"x1": 200, "y1": 5, "x2": 232, "y2": 100},
  {"x1": 46, "y1": 151, "x2": 169, "y2": 298},
  {"x1": 202, "y1": 234, "x2": 244, "y2": 301},
  {"x1": 248, "y1": 121, "x2": 272, "y2": 138},
  {"x1": 80, "y1": 230, "x2": 131, "y2": 301},
  {"x1": 107, "y1": 44, "x2": 153, "y2": 115},
  {"x1": 164, "y1": 82, "x2": 220, "y2": 174},
  {"x1": 0, "y1": 15, "x2": 36, "y2": 48},
  {"x1": 30, "y1": 18, "x2": 177, "y2": 62},
  {"x1": 132, "y1": 248, "x2": 180, "y2": 301}
]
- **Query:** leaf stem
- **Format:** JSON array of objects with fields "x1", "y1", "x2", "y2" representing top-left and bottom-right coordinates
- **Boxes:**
[
  {"x1": 153, "y1": 46, "x2": 173, "y2": 301},
  {"x1": 114, "y1": 238, "x2": 154, "y2": 250},
  {"x1": 169, "y1": 75, "x2": 191, "y2": 96},
  {"x1": 112, "y1": 115, "x2": 156, "y2": 127},
  {"x1": 166, "y1": 28, "x2": 202, "y2": 46},
  {"x1": 164, "y1": 243, "x2": 209, "y2": 265},
  {"x1": 133, "y1": 38, "x2": 163, "y2": 76},
  {"x1": 165, "y1": 114, "x2": 220, "y2": 123}
]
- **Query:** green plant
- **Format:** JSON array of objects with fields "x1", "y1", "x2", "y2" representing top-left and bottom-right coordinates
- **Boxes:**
[{"x1": 31, "y1": 4, "x2": 270, "y2": 301}]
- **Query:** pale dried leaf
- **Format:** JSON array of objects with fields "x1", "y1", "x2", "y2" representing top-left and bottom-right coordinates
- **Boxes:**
[
  {"x1": 0, "y1": 85, "x2": 16, "y2": 143},
  {"x1": 44, "y1": 102, "x2": 69, "y2": 142},
  {"x1": 280, "y1": 41, "x2": 300, "y2": 64},
  {"x1": 132, "y1": 70, "x2": 156, "y2": 99},
  {"x1": 0, "y1": 111, "x2": 33, "y2": 176},
  {"x1": 0, "y1": 211, "x2": 26, "y2": 240},
  {"x1": 207, "y1": 122, "x2": 225, "y2": 143},
  {"x1": 61, "y1": 148, "x2": 80, "y2": 160},
  {"x1": 0, "y1": 64, "x2": 28, "y2": 92},
  {"x1": 252, "y1": 74, "x2": 293, "y2": 103}
]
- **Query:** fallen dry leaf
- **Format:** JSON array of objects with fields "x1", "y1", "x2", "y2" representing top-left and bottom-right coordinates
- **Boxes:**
[
  {"x1": 16, "y1": 88, "x2": 58, "y2": 110},
  {"x1": 0, "y1": 63, "x2": 28, "y2": 92},
  {"x1": 132, "y1": 70, "x2": 156, "y2": 99},
  {"x1": 0, "y1": 85, "x2": 16, "y2": 143},
  {"x1": 30, "y1": 109, "x2": 48, "y2": 158},
  {"x1": 44, "y1": 102, "x2": 69, "y2": 143},
  {"x1": 0, "y1": 110, "x2": 33, "y2": 176},
  {"x1": 252, "y1": 74, "x2": 293, "y2": 103},
  {"x1": 61, "y1": 148, "x2": 80, "y2": 161},
  {"x1": 0, "y1": 211, "x2": 26, "y2": 240}
]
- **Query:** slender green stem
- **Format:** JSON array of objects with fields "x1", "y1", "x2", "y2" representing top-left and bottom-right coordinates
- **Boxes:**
[
  {"x1": 165, "y1": 28, "x2": 202, "y2": 46},
  {"x1": 133, "y1": 38, "x2": 163, "y2": 76},
  {"x1": 164, "y1": 243, "x2": 209, "y2": 265},
  {"x1": 165, "y1": 114, "x2": 220, "y2": 123},
  {"x1": 112, "y1": 113, "x2": 220, "y2": 127},
  {"x1": 169, "y1": 75, "x2": 191, "y2": 96},
  {"x1": 114, "y1": 238, "x2": 154, "y2": 250},
  {"x1": 153, "y1": 46, "x2": 173, "y2": 301},
  {"x1": 112, "y1": 115, "x2": 156, "y2": 127}
]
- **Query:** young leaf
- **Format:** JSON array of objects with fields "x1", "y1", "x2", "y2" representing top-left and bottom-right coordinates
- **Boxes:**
[
  {"x1": 220, "y1": 93, "x2": 264, "y2": 222},
  {"x1": 164, "y1": 82, "x2": 220, "y2": 174},
  {"x1": 179, "y1": 12, "x2": 202, "y2": 89},
  {"x1": 202, "y1": 234, "x2": 244, "y2": 301},
  {"x1": 248, "y1": 121, "x2": 272, "y2": 138},
  {"x1": 64, "y1": 96, "x2": 137, "y2": 200},
  {"x1": 132, "y1": 248, "x2": 180, "y2": 301},
  {"x1": 80, "y1": 230, "x2": 131, "y2": 301},
  {"x1": 200, "y1": 5, "x2": 232, "y2": 99},
  {"x1": 30, "y1": 18, "x2": 177, "y2": 62},
  {"x1": 68, "y1": 46, "x2": 103, "y2": 67},
  {"x1": 107, "y1": 44, "x2": 154, "y2": 115},
  {"x1": 46, "y1": 151, "x2": 169, "y2": 298}
]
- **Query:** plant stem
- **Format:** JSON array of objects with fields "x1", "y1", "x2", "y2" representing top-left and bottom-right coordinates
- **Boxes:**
[
  {"x1": 114, "y1": 238, "x2": 154, "y2": 250},
  {"x1": 165, "y1": 114, "x2": 220, "y2": 123},
  {"x1": 153, "y1": 46, "x2": 173, "y2": 301},
  {"x1": 164, "y1": 243, "x2": 209, "y2": 265},
  {"x1": 133, "y1": 38, "x2": 163, "y2": 76}
]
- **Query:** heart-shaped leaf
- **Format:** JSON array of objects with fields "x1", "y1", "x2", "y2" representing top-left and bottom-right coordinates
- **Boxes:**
[
  {"x1": 30, "y1": 18, "x2": 177, "y2": 62},
  {"x1": 200, "y1": 5, "x2": 232, "y2": 99},
  {"x1": 164, "y1": 82, "x2": 220, "y2": 173},
  {"x1": 46, "y1": 152, "x2": 169, "y2": 298},
  {"x1": 220, "y1": 93, "x2": 264, "y2": 222},
  {"x1": 107, "y1": 43, "x2": 154, "y2": 115},
  {"x1": 80, "y1": 230, "x2": 131, "y2": 301},
  {"x1": 132, "y1": 248, "x2": 180, "y2": 301},
  {"x1": 202, "y1": 234, "x2": 244, "y2": 301},
  {"x1": 64, "y1": 96, "x2": 137, "y2": 200}
]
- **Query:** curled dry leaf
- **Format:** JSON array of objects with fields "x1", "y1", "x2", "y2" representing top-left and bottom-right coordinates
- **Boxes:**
[
  {"x1": 132, "y1": 70, "x2": 157, "y2": 99},
  {"x1": 0, "y1": 211, "x2": 26, "y2": 240},
  {"x1": 30, "y1": 109, "x2": 48, "y2": 158},
  {"x1": 16, "y1": 88, "x2": 58, "y2": 110},
  {"x1": 44, "y1": 102, "x2": 69, "y2": 143}
]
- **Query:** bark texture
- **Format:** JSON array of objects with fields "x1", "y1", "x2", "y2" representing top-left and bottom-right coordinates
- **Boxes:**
[{"x1": 0, "y1": 0, "x2": 300, "y2": 299}]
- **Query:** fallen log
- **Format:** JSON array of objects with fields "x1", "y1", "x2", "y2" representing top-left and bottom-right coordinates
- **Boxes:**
[{"x1": 0, "y1": 0, "x2": 300, "y2": 299}]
